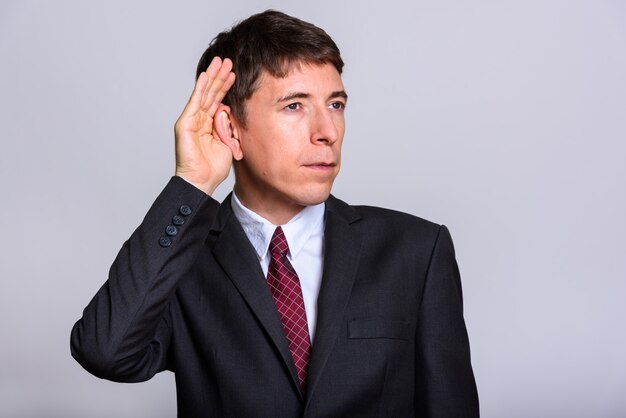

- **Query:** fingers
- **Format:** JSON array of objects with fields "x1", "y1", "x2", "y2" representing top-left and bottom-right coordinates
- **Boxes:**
[
  {"x1": 200, "y1": 58, "x2": 235, "y2": 115},
  {"x1": 183, "y1": 57, "x2": 235, "y2": 119},
  {"x1": 204, "y1": 56, "x2": 226, "y2": 85},
  {"x1": 183, "y1": 71, "x2": 208, "y2": 117},
  {"x1": 196, "y1": 56, "x2": 223, "y2": 107}
]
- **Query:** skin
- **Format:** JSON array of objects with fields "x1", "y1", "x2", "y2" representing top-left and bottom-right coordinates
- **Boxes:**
[
  {"x1": 174, "y1": 57, "x2": 236, "y2": 194},
  {"x1": 175, "y1": 58, "x2": 347, "y2": 225}
]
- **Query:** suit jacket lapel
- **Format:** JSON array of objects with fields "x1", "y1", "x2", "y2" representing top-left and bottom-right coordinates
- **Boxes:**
[
  {"x1": 210, "y1": 195, "x2": 304, "y2": 399},
  {"x1": 306, "y1": 195, "x2": 363, "y2": 402}
]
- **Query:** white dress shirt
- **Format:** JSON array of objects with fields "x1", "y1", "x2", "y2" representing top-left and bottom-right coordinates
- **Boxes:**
[{"x1": 230, "y1": 192, "x2": 325, "y2": 342}]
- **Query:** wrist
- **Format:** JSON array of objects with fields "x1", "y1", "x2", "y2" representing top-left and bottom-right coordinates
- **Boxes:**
[{"x1": 175, "y1": 171, "x2": 220, "y2": 196}]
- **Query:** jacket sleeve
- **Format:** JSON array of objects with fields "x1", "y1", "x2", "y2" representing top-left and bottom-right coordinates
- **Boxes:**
[
  {"x1": 70, "y1": 176, "x2": 219, "y2": 382},
  {"x1": 415, "y1": 225, "x2": 480, "y2": 417}
]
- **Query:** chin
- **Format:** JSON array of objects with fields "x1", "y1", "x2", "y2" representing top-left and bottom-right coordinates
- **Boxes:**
[{"x1": 293, "y1": 185, "x2": 333, "y2": 207}]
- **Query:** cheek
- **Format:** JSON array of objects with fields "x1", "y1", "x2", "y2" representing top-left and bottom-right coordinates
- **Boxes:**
[{"x1": 254, "y1": 144, "x2": 297, "y2": 179}]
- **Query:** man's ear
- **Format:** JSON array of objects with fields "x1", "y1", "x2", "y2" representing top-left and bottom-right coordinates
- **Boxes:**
[{"x1": 213, "y1": 105, "x2": 243, "y2": 161}]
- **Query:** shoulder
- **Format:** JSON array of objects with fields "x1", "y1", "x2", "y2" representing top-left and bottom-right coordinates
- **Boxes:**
[{"x1": 325, "y1": 194, "x2": 445, "y2": 244}]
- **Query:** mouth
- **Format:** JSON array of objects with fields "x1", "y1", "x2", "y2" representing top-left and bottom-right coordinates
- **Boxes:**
[{"x1": 303, "y1": 162, "x2": 337, "y2": 170}]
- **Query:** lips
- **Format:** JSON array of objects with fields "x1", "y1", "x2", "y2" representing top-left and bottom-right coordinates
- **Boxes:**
[
  {"x1": 303, "y1": 162, "x2": 337, "y2": 174},
  {"x1": 304, "y1": 162, "x2": 336, "y2": 167},
  {"x1": 302, "y1": 156, "x2": 337, "y2": 166}
]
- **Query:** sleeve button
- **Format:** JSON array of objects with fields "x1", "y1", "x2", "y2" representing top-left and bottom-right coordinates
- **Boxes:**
[
  {"x1": 165, "y1": 225, "x2": 178, "y2": 236},
  {"x1": 179, "y1": 205, "x2": 192, "y2": 216},
  {"x1": 172, "y1": 215, "x2": 185, "y2": 226},
  {"x1": 159, "y1": 236, "x2": 172, "y2": 247}
]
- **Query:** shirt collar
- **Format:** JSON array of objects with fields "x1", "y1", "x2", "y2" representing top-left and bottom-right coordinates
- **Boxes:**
[{"x1": 230, "y1": 191, "x2": 325, "y2": 261}]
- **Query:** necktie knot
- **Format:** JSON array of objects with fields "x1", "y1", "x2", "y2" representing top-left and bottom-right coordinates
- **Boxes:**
[{"x1": 269, "y1": 226, "x2": 289, "y2": 257}]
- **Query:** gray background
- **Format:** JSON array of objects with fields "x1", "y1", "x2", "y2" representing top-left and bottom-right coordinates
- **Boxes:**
[{"x1": 1, "y1": 0, "x2": 625, "y2": 417}]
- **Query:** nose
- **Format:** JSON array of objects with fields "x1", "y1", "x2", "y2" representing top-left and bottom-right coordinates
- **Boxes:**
[{"x1": 310, "y1": 107, "x2": 340, "y2": 145}]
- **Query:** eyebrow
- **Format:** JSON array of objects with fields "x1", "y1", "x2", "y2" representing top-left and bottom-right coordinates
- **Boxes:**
[
  {"x1": 275, "y1": 90, "x2": 348, "y2": 104},
  {"x1": 330, "y1": 90, "x2": 348, "y2": 101}
]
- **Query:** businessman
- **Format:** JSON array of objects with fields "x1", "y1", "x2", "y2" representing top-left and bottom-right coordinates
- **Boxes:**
[{"x1": 71, "y1": 10, "x2": 479, "y2": 417}]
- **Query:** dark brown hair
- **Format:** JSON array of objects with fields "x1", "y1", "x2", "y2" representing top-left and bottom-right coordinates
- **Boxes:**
[{"x1": 196, "y1": 10, "x2": 344, "y2": 126}]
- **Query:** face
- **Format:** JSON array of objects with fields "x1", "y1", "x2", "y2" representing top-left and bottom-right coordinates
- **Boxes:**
[{"x1": 232, "y1": 63, "x2": 347, "y2": 223}]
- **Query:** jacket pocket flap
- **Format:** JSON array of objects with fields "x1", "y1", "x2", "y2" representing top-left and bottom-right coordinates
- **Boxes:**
[{"x1": 348, "y1": 319, "x2": 410, "y2": 341}]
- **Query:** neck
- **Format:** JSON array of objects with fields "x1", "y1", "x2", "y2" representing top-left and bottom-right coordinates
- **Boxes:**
[{"x1": 234, "y1": 183, "x2": 305, "y2": 225}]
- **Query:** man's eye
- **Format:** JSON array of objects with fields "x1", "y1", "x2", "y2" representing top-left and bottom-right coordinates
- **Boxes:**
[
  {"x1": 330, "y1": 102, "x2": 345, "y2": 110},
  {"x1": 285, "y1": 103, "x2": 301, "y2": 111}
]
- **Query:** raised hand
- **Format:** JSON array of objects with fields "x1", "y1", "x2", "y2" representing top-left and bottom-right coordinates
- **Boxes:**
[{"x1": 174, "y1": 57, "x2": 236, "y2": 195}]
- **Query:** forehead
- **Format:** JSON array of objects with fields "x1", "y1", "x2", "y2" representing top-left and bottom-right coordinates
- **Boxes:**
[{"x1": 252, "y1": 63, "x2": 344, "y2": 100}]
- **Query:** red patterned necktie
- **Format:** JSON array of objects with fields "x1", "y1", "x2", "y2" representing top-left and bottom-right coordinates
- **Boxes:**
[{"x1": 267, "y1": 226, "x2": 311, "y2": 391}]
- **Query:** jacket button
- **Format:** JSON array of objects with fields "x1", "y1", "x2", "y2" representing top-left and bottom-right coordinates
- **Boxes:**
[
  {"x1": 179, "y1": 205, "x2": 192, "y2": 216},
  {"x1": 172, "y1": 215, "x2": 185, "y2": 226},
  {"x1": 165, "y1": 225, "x2": 178, "y2": 236},
  {"x1": 159, "y1": 236, "x2": 172, "y2": 247}
]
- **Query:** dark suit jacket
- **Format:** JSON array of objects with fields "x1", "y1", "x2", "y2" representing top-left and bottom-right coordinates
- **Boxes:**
[{"x1": 71, "y1": 176, "x2": 478, "y2": 417}]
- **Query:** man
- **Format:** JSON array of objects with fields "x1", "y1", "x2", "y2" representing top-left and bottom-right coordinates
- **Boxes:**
[{"x1": 71, "y1": 10, "x2": 479, "y2": 417}]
